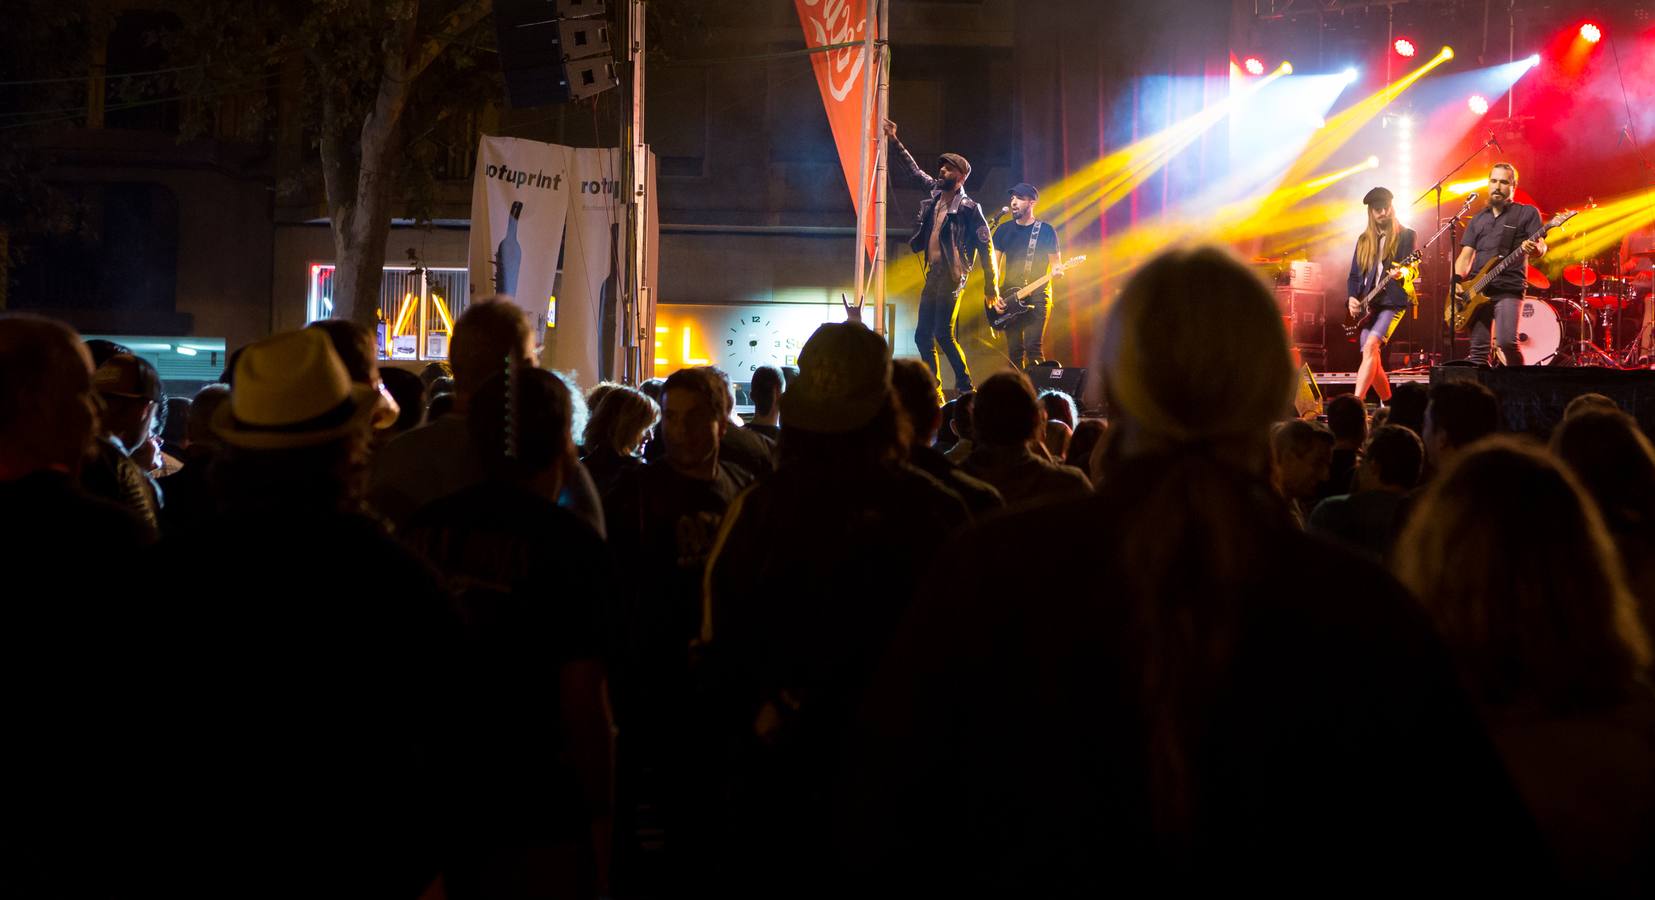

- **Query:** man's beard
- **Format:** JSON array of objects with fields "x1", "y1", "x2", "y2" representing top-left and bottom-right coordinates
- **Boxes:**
[{"x1": 940, "y1": 173, "x2": 959, "y2": 188}]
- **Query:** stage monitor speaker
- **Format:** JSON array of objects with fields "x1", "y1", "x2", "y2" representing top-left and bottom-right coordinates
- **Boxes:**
[{"x1": 1028, "y1": 362, "x2": 1087, "y2": 408}]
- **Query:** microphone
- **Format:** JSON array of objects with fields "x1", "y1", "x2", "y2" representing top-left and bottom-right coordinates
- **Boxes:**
[
  {"x1": 991, "y1": 205, "x2": 1011, "y2": 226},
  {"x1": 1488, "y1": 132, "x2": 1503, "y2": 152}
]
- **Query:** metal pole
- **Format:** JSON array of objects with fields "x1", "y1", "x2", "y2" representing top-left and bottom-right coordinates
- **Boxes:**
[
  {"x1": 852, "y1": 2, "x2": 876, "y2": 316},
  {"x1": 873, "y1": 0, "x2": 890, "y2": 337},
  {"x1": 623, "y1": 0, "x2": 648, "y2": 383}
]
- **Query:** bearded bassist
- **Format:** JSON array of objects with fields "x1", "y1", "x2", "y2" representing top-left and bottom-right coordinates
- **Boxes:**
[
  {"x1": 1454, "y1": 163, "x2": 1547, "y2": 366},
  {"x1": 1345, "y1": 187, "x2": 1417, "y2": 404}
]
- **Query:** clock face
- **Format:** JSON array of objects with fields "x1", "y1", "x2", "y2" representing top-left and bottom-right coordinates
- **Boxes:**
[{"x1": 722, "y1": 313, "x2": 803, "y2": 374}]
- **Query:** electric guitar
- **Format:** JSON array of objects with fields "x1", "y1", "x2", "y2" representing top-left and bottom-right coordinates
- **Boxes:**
[
  {"x1": 1343, "y1": 251, "x2": 1421, "y2": 338},
  {"x1": 1449, "y1": 209, "x2": 1576, "y2": 332},
  {"x1": 987, "y1": 255, "x2": 1086, "y2": 330}
]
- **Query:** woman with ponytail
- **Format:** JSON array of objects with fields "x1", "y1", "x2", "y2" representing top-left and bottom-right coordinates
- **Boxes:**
[{"x1": 842, "y1": 246, "x2": 1549, "y2": 896}]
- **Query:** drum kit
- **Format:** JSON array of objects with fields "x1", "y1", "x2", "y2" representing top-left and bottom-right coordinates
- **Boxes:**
[{"x1": 1515, "y1": 251, "x2": 1655, "y2": 367}]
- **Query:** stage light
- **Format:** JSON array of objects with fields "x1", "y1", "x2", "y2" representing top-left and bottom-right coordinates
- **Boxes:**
[
  {"x1": 1342, "y1": 67, "x2": 1359, "y2": 84},
  {"x1": 1394, "y1": 38, "x2": 1416, "y2": 58},
  {"x1": 1440, "y1": 46, "x2": 1455, "y2": 61},
  {"x1": 1279, "y1": 61, "x2": 1294, "y2": 75},
  {"x1": 1365, "y1": 155, "x2": 1379, "y2": 168},
  {"x1": 1526, "y1": 54, "x2": 1540, "y2": 68},
  {"x1": 1244, "y1": 57, "x2": 1265, "y2": 76},
  {"x1": 1468, "y1": 94, "x2": 1489, "y2": 115},
  {"x1": 1579, "y1": 23, "x2": 1601, "y2": 43}
]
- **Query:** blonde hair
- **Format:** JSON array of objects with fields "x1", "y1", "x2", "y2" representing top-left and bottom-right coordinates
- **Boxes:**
[
  {"x1": 1355, "y1": 205, "x2": 1402, "y2": 275},
  {"x1": 583, "y1": 385, "x2": 660, "y2": 456},
  {"x1": 1395, "y1": 437, "x2": 1651, "y2": 713},
  {"x1": 1094, "y1": 244, "x2": 1298, "y2": 838},
  {"x1": 1100, "y1": 244, "x2": 1294, "y2": 456}
]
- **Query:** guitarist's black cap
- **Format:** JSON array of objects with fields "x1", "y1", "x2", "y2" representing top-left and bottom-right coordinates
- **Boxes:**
[
  {"x1": 1362, "y1": 186, "x2": 1394, "y2": 208},
  {"x1": 1008, "y1": 182, "x2": 1039, "y2": 200}
]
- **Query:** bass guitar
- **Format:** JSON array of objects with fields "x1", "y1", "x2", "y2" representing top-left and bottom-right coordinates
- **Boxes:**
[
  {"x1": 1344, "y1": 250, "x2": 1422, "y2": 338},
  {"x1": 1449, "y1": 209, "x2": 1576, "y2": 332},
  {"x1": 987, "y1": 255, "x2": 1086, "y2": 331}
]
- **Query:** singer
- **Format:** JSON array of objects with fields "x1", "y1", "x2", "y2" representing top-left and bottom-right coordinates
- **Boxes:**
[
  {"x1": 885, "y1": 118, "x2": 999, "y2": 393},
  {"x1": 991, "y1": 182, "x2": 1061, "y2": 370}
]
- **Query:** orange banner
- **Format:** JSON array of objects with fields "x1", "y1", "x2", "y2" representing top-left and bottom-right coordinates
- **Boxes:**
[{"x1": 795, "y1": 0, "x2": 877, "y2": 260}]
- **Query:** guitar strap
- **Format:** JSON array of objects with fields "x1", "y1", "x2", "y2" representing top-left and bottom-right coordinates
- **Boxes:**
[{"x1": 1022, "y1": 221, "x2": 1042, "y2": 286}]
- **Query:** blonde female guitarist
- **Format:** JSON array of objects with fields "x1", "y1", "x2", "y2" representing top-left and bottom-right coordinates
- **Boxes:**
[
  {"x1": 1345, "y1": 187, "x2": 1417, "y2": 404},
  {"x1": 1454, "y1": 163, "x2": 1547, "y2": 366}
]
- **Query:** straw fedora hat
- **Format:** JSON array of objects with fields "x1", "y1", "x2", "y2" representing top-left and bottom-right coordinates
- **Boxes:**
[{"x1": 213, "y1": 329, "x2": 380, "y2": 450}]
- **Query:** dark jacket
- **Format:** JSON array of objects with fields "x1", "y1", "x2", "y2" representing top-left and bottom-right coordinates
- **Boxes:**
[
  {"x1": 1346, "y1": 226, "x2": 1417, "y2": 311},
  {"x1": 892, "y1": 137, "x2": 998, "y2": 289}
]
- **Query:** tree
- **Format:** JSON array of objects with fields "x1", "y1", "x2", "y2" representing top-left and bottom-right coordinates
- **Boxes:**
[{"x1": 170, "y1": 0, "x2": 497, "y2": 328}]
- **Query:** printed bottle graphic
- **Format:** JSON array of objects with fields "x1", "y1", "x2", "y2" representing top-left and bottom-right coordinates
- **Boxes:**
[{"x1": 495, "y1": 200, "x2": 523, "y2": 296}]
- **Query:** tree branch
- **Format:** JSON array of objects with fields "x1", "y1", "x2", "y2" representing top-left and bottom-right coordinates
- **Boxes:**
[{"x1": 408, "y1": 0, "x2": 494, "y2": 82}]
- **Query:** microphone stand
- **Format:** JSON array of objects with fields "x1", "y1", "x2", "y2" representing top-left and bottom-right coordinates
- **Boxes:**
[{"x1": 1416, "y1": 134, "x2": 1497, "y2": 363}]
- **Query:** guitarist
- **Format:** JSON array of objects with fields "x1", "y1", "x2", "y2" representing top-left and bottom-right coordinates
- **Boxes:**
[
  {"x1": 885, "y1": 119, "x2": 1000, "y2": 393},
  {"x1": 991, "y1": 182, "x2": 1061, "y2": 369},
  {"x1": 1455, "y1": 163, "x2": 1547, "y2": 366},
  {"x1": 1345, "y1": 187, "x2": 1416, "y2": 404}
]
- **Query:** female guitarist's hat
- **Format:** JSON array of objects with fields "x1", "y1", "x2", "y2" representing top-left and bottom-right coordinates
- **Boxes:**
[{"x1": 1362, "y1": 186, "x2": 1394, "y2": 209}]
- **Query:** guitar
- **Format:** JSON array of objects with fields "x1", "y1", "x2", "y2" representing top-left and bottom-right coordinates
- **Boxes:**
[
  {"x1": 1449, "y1": 209, "x2": 1576, "y2": 332},
  {"x1": 1343, "y1": 250, "x2": 1421, "y2": 338},
  {"x1": 987, "y1": 255, "x2": 1087, "y2": 330}
]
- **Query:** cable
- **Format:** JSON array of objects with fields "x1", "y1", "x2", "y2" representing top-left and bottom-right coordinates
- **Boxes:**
[
  {"x1": 1606, "y1": 33, "x2": 1653, "y2": 186},
  {"x1": 0, "y1": 64, "x2": 204, "y2": 87},
  {"x1": 658, "y1": 38, "x2": 867, "y2": 68},
  {"x1": 0, "y1": 71, "x2": 278, "y2": 125}
]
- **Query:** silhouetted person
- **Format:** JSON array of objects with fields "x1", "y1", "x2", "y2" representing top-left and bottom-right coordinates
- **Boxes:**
[
  {"x1": 148, "y1": 328, "x2": 458, "y2": 894},
  {"x1": 845, "y1": 246, "x2": 1549, "y2": 895},
  {"x1": 705, "y1": 323, "x2": 969, "y2": 897},
  {"x1": 404, "y1": 368, "x2": 617, "y2": 899},
  {"x1": 1397, "y1": 438, "x2": 1654, "y2": 897},
  {"x1": 746, "y1": 365, "x2": 783, "y2": 442},
  {"x1": 1423, "y1": 379, "x2": 1500, "y2": 471},
  {"x1": 1307, "y1": 424, "x2": 1423, "y2": 561},
  {"x1": 890, "y1": 357, "x2": 1002, "y2": 515},
  {"x1": 961, "y1": 372, "x2": 1091, "y2": 508}
]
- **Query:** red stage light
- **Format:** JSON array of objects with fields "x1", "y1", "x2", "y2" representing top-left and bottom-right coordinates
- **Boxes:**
[
  {"x1": 1579, "y1": 23, "x2": 1602, "y2": 43},
  {"x1": 1468, "y1": 95, "x2": 1490, "y2": 115},
  {"x1": 1243, "y1": 57, "x2": 1265, "y2": 76},
  {"x1": 1394, "y1": 38, "x2": 1417, "y2": 58}
]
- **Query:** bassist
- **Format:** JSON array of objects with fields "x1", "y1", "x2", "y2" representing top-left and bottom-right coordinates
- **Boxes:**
[
  {"x1": 1455, "y1": 163, "x2": 1547, "y2": 366},
  {"x1": 1346, "y1": 187, "x2": 1416, "y2": 404},
  {"x1": 991, "y1": 182, "x2": 1061, "y2": 369}
]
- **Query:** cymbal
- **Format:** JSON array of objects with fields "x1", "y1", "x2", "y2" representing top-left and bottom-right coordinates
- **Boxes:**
[
  {"x1": 1526, "y1": 265, "x2": 1550, "y2": 289},
  {"x1": 1563, "y1": 263, "x2": 1599, "y2": 287}
]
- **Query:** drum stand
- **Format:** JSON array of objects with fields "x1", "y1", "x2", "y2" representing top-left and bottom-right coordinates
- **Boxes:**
[{"x1": 1568, "y1": 301, "x2": 1619, "y2": 367}]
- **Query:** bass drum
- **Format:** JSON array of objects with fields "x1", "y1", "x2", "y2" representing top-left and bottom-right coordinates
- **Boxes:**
[{"x1": 1515, "y1": 298, "x2": 1561, "y2": 366}]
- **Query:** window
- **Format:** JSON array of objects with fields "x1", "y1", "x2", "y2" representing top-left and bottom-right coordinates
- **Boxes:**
[{"x1": 307, "y1": 264, "x2": 470, "y2": 360}]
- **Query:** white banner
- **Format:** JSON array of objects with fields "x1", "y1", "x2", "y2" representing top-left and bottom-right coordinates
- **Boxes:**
[
  {"x1": 467, "y1": 136, "x2": 573, "y2": 347},
  {"x1": 554, "y1": 147, "x2": 624, "y2": 382}
]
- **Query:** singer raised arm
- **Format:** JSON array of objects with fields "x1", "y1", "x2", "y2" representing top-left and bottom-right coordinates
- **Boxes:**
[{"x1": 885, "y1": 120, "x2": 938, "y2": 192}]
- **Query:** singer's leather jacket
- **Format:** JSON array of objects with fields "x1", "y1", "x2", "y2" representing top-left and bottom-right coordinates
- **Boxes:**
[{"x1": 891, "y1": 137, "x2": 999, "y2": 293}]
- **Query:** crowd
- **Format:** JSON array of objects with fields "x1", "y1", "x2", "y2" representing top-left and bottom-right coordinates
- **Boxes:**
[{"x1": 3, "y1": 242, "x2": 1652, "y2": 898}]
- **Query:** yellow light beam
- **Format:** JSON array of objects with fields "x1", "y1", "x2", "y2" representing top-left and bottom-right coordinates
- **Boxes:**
[
  {"x1": 1539, "y1": 187, "x2": 1655, "y2": 271},
  {"x1": 1040, "y1": 64, "x2": 1292, "y2": 216},
  {"x1": 1271, "y1": 47, "x2": 1454, "y2": 204}
]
